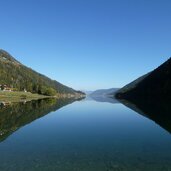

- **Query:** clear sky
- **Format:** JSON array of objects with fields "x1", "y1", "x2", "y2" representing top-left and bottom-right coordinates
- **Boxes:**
[{"x1": 0, "y1": 0, "x2": 171, "y2": 90}]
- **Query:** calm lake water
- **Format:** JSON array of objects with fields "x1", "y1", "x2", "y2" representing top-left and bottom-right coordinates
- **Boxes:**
[{"x1": 0, "y1": 97, "x2": 171, "y2": 171}]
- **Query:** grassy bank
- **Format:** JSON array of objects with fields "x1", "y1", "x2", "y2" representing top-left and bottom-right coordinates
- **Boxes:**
[{"x1": 0, "y1": 91, "x2": 48, "y2": 103}]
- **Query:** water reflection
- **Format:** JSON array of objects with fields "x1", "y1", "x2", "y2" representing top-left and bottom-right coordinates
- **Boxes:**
[
  {"x1": 0, "y1": 97, "x2": 171, "y2": 170},
  {"x1": 89, "y1": 96, "x2": 119, "y2": 104},
  {"x1": 0, "y1": 98, "x2": 83, "y2": 142},
  {"x1": 118, "y1": 98, "x2": 171, "y2": 134}
]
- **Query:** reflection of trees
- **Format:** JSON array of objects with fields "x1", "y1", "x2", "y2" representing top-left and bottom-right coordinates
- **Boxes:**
[
  {"x1": 0, "y1": 98, "x2": 83, "y2": 142},
  {"x1": 119, "y1": 98, "x2": 171, "y2": 134}
]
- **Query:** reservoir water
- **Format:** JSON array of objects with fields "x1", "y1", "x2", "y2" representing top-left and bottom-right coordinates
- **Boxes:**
[{"x1": 0, "y1": 98, "x2": 171, "y2": 171}]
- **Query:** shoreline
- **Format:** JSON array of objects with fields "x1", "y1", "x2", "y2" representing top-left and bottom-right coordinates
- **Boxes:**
[
  {"x1": 0, "y1": 91, "x2": 86, "y2": 103},
  {"x1": 0, "y1": 91, "x2": 48, "y2": 103}
]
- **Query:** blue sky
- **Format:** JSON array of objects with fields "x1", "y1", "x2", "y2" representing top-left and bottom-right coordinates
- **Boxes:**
[{"x1": 0, "y1": 0, "x2": 171, "y2": 90}]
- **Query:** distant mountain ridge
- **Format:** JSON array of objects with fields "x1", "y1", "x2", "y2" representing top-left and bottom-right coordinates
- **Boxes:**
[
  {"x1": 0, "y1": 49, "x2": 84, "y2": 96},
  {"x1": 83, "y1": 91, "x2": 93, "y2": 95},
  {"x1": 90, "y1": 88, "x2": 119, "y2": 97},
  {"x1": 115, "y1": 57, "x2": 171, "y2": 100}
]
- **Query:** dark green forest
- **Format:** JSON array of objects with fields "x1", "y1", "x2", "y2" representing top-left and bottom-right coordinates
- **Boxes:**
[
  {"x1": 0, "y1": 50, "x2": 83, "y2": 96},
  {"x1": 115, "y1": 57, "x2": 171, "y2": 100}
]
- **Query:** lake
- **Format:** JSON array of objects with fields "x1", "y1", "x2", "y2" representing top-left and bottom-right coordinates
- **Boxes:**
[{"x1": 0, "y1": 97, "x2": 171, "y2": 171}]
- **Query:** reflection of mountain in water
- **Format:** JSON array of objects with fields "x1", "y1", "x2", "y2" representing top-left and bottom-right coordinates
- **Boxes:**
[
  {"x1": 0, "y1": 98, "x2": 83, "y2": 142},
  {"x1": 119, "y1": 98, "x2": 171, "y2": 134},
  {"x1": 90, "y1": 96, "x2": 119, "y2": 104}
]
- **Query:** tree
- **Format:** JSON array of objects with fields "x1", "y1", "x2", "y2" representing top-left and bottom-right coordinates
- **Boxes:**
[{"x1": 40, "y1": 86, "x2": 56, "y2": 96}]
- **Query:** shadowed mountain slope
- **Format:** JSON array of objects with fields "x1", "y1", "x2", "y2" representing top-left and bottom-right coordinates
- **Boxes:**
[{"x1": 115, "y1": 58, "x2": 171, "y2": 100}]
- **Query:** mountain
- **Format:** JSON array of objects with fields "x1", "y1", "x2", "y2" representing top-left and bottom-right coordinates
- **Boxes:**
[
  {"x1": 115, "y1": 73, "x2": 150, "y2": 94},
  {"x1": 115, "y1": 58, "x2": 171, "y2": 100},
  {"x1": 83, "y1": 91, "x2": 93, "y2": 95},
  {"x1": 0, "y1": 49, "x2": 85, "y2": 96},
  {"x1": 89, "y1": 88, "x2": 119, "y2": 104},
  {"x1": 90, "y1": 88, "x2": 119, "y2": 97}
]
